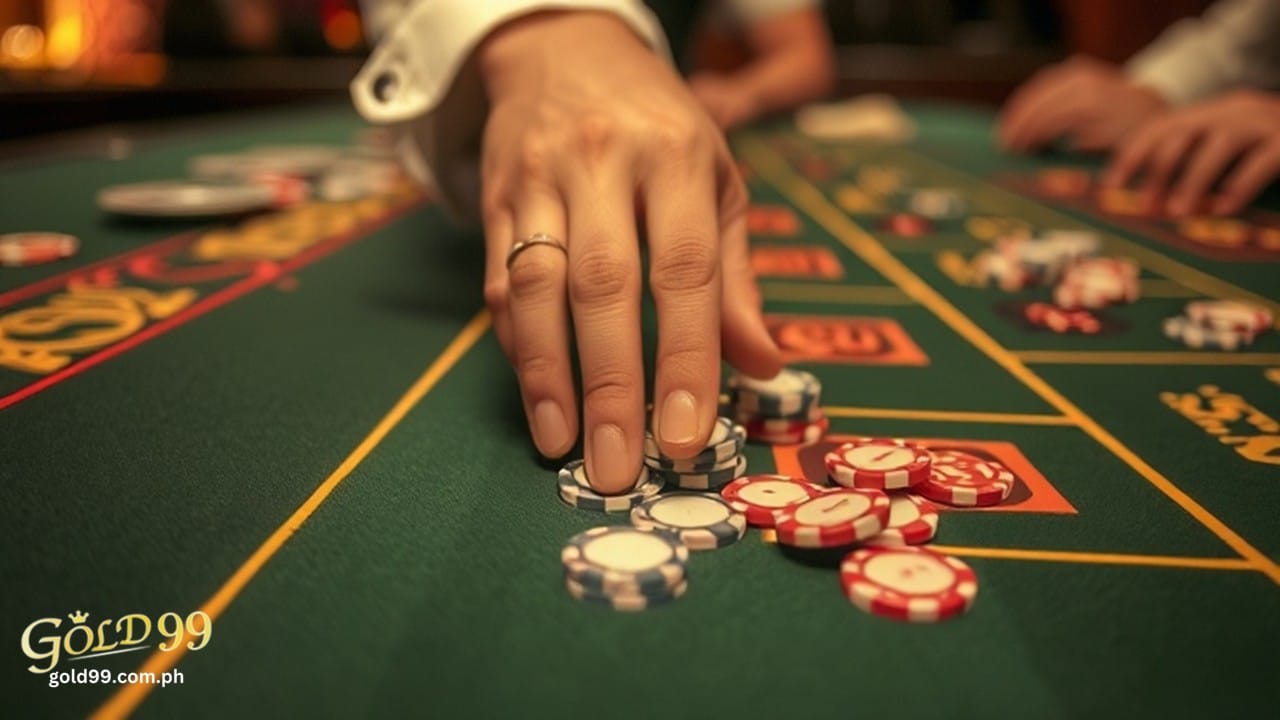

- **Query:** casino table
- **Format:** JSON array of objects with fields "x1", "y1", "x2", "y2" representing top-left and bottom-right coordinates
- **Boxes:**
[{"x1": 3, "y1": 101, "x2": 1278, "y2": 719}]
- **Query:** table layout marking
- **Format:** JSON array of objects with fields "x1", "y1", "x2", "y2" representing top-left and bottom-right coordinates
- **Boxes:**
[
  {"x1": 930, "y1": 545, "x2": 1256, "y2": 572},
  {"x1": 92, "y1": 310, "x2": 492, "y2": 720},
  {"x1": 823, "y1": 405, "x2": 1075, "y2": 426},
  {"x1": 742, "y1": 137, "x2": 1280, "y2": 586},
  {"x1": 760, "y1": 282, "x2": 915, "y2": 305},
  {"x1": 1014, "y1": 351, "x2": 1280, "y2": 366}
]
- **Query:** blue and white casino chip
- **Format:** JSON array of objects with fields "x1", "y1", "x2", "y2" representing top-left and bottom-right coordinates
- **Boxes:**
[
  {"x1": 728, "y1": 368, "x2": 822, "y2": 417},
  {"x1": 650, "y1": 455, "x2": 748, "y2": 491},
  {"x1": 644, "y1": 416, "x2": 746, "y2": 472},
  {"x1": 561, "y1": 526, "x2": 689, "y2": 596},
  {"x1": 564, "y1": 576, "x2": 688, "y2": 612},
  {"x1": 630, "y1": 493, "x2": 747, "y2": 551},
  {"x1": 557, "y1": 459, "x2": 664, "y2": 513}
]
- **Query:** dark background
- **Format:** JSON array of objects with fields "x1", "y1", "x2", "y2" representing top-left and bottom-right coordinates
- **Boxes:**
[{"x1": 0, "y1": 0, "x2": 1215, "y2": 143}]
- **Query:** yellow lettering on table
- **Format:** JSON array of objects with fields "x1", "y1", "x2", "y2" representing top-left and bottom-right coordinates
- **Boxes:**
[
  {"x1": 190, "y1": 197, "x2": 396, "y2": 262},
  {"x1": 0, "y1": 284, "x2": 196, "y2": 374},
  {"x1": 1220, "y1": 434, "x2": 1280, "y2": 466},
  {"x1": 965, "y1": 216, "x2": 1032, "y2": 243},
  {"x1": 935, "y1": 250, "x2": 981, "y2": 287}
]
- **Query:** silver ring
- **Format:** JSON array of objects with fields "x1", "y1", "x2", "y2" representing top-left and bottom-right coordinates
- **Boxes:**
[{"x1": 506, "y1": 232, "x2": 567, "y2": 269}]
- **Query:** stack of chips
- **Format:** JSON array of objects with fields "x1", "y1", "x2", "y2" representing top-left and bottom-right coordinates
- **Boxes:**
[
  {"x1": 643, "y1": 416, "x2": 747, "y2": 491},
  {"x1": 727, "y1": 368, "x2": 828, "y2": 446},
  {"x1": 1163, "y1": 299, "x2": 1274, "y2": 351}
]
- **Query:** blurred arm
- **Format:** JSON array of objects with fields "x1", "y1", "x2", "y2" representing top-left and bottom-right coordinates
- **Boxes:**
[{"x1": 1125, "y1": 0, "x2": 1280, "y2": 105}]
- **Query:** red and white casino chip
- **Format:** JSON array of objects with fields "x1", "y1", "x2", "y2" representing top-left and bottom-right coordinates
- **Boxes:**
[
  {"x1": 916, "y1": 450, "x2": 1015, "y2": 507},
  {"x1": 719, "y1": 474, "x2": 827, "y2": 528},
  {"x1": 0, "y1": 232, "x2": 79, "y2": 267},
  {"x1": 865, "y1": 494, "x2": 939, "y2": 546},
  {"x1": 774, "y1": 488, "x2": 890, "y2": 548},
  {"x1": 840, "y1": 545, "x2": 978, "y2": 622},
  {"x1": 824, "y1": 437, "x2": 932, "y2": 490}
]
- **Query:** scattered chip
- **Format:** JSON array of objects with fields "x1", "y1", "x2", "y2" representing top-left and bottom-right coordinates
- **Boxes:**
[
  {"x1": 719, "y1": 474, "x2": 826, "y2": 528},
  {"x1": 865, "y1": 494, "x2": 940, "y2": 546},
  {"x1": 774, "y1": 488, "x2": 891, "y2": 548},
  {"x1": 840, "y1": 546, "x2": 977, "y2": 622},
  {"x1": 1183, "y1": 300, "x2": 1273, "y2": 335},
  {"x1": 97, "y1": 180, "x2": 276, "y2": 218},
  {"x1": 916, "y1": 450, "x2": 1014, "y2": 507},
  {"x1": 0, "y1": 232, "x2": 79, "y2": 267},
  {"x1": 630, "y1": 493, "x2": 746, "y2": 551},
  {"x1": 825, "y1": 437, "x2": 932, "y2": 490},
  {"x1": 561, "y1": 525, "x2": 688, "y2": 596},
  {"x1": 1162, "y1": 315, "x2": 1255, "y2": 351}
]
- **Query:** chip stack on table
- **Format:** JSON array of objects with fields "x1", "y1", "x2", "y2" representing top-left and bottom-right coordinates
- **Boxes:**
[
  {"x1": 1052, "y1": 257, "x2": 1139, "y2": 310},
  {"x1": 643, "y1": 416, "x2": 748, "y2": 491},
  {"x1": 557, "y1": 459, "x2": 664, "y2": 512},
  {"x1": 1163, "y1": 299, "x2": 1274, "y2": 351},
  {"x1": 630, "y1": 493, "x2": 746, "y2": 551},
  {"x1": 728, "y1": 368, "x2": 828, "y2": 445},
  {"x1": 561, "y1": 526, "x2": 690, "y2": 611}
]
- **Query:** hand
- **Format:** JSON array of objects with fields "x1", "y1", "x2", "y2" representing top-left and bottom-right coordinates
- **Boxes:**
[
  {"x1": 998, "y1": 55, "x2": 1167, "y2": 153},
  {"x1": 689, "y1": 73, "x2": 761, "y2": 130},
  {"x1": 1102, "y1": 90, "x2": 1280, "y2": 217},
  {"x1": 477, "y1": 12, "x2": 782, "y2": 492}
]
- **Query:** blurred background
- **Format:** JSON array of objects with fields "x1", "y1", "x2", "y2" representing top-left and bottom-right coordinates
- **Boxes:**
[{"x1": 0, "y1": 0, "x2": 1215, "y2": 141}]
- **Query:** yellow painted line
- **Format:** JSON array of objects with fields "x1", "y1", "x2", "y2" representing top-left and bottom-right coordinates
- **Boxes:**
[
  {"x1": 899, "y1": 147, "x2": 1280, "y2": 329},
  {"x1": 93, "y1": 311, "x2": 492, "y2": 720},
  {"x1": 1138, "y1": 279, "x2": 1198, "y2": 298},
  {"x1": 761, "y1": 282, "x2": 914, "y2": 305},
  {"x1": 742, "y1": 138, "x2": 1280, "y2": 586},
  {"x1": 1016, "y1": 351, "x2": 1280, "y2": 366},
  {"x1": 824, "y1": 405, "x2": 1074, "y2": 426},
  {"x1": 930, "y1": 545, "x2": 1255, "y2": 572}
]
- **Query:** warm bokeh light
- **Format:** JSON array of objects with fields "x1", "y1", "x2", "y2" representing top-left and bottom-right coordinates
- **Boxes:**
[
  {"x1": 45, "y1": 0, "x2": 83, "y2": 69},
  {"x1": 322, "y1": 8, "x2": 362, "y2": 51},
  {"x1": 0, "y1": 24, "x2": 44, "y2": 65}
]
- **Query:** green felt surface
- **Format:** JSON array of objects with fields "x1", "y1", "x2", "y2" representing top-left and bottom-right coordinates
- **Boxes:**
[{"x1": 2, "y1": 102, "x2": 1277, "y2": 718}]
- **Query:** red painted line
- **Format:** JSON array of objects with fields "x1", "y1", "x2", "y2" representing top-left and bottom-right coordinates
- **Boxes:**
[{"x1": 0, "y1": 200, "x2": 426, "y2": 412}]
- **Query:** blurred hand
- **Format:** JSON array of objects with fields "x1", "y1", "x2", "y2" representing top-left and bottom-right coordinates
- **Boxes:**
[
  {"x1": 1102, "y1": 90, "x2": 1280, "y2": 217},
  {"x1": 689, "y1": 73, "x2": 762, "y2": 130},
  {"x1": 478, "y1": 12, "x2": 782, "y2": 493},
  {"x1": 998, "y1": 56, "x2": 1167, "y2": 153}
]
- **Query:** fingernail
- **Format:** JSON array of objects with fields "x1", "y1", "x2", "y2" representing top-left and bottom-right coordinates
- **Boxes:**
[
  {"x1": 533, "y1": 400, "x2": 570, "y2": 456},
  {"x1": 659, "y1": 390, "x2": 699, "y2": 445},
  {"x1": 588, "y1": 424, "x2": 629, "y2": 490}
]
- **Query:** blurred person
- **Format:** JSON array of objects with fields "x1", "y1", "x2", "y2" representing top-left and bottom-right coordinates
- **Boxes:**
[
  {"x1": 998, "y1": 0, "x2": 1280, "y2": 215},
  {"x1": 350, "y1": 1, "x2": 834, "y2": 492}
]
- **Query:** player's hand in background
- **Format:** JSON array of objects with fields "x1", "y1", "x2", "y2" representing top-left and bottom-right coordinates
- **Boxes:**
[
  {"x1": 477, "y1": 11, "x2": 783, "y2": 493},
  {"x1": 997, "y1": 55, "x2": 1168, "y2": 154},
  {"x1": 1102, "y1": 90, "x2": 1280, "y2": 217}
]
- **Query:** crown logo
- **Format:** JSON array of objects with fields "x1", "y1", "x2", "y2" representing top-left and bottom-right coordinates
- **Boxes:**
[{"x1": 68, "y1": 611, "x2": 88, "y2": 624}]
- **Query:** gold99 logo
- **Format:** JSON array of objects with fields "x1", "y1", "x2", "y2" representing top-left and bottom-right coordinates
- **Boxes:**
[{"x1": 21, "y1": 610, "x2": 212, "y2": 674}]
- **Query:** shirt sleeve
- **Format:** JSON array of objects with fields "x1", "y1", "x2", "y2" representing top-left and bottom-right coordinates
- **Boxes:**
[
  {"x1": 350, "y1": 0, "x2": 670, "y2": 222},
  {"x1": 1124, "y1": 0, "x2": 1280, "y2": 106}
]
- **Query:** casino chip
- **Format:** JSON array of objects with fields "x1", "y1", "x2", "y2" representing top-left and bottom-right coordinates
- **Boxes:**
[
  {"x1": 644, "y1": 416, "x2": 746, "y2": 472},
  {"x1": 825, "y1": 437, "x2": 932, "y2": 490},
  {"x1": 1162, "y1": 315, "x2": 1255, "y2": 351},
  {"x1": 630, "y1": 493, "x2": 747, "y2": 551},
  {"x1": 865, "y1": 494, "x2": 939, "y2": 546},
  {"x1": 972, "y1": 249, "x2": 1031, "y2": 292},
  {"x1": 565, "y1": 576, "x2": 688, "y2": 612},
  {"x1": 840, "y1": 546, "x2": 977, "y2": 622},
  {"x1": 728, "y1": 368, "x2": 822, "y2": 417},
  {"x1": 774, "y1": 488, "x2": 891, "y2": 548},
  {"x1": 738, "y1": 413, "x2": 830, "y2": 446},
  {"x1": 1053, "y1": 257, "x2": 1140, "y2": 310},
  {"x1": 561, "y1": 525, "x2": 688, "y2": 596},
  {"x1": 97, "y1": 181, "x2": 276, "y2": 218},
  {"x1": 1183, "y1": 300, "x2": 1273, "y2": 335},
  {"x1": 720, "y1": 474, "x2": 826, "y2": 527},
  {"x1": 917, "y1": 450, "x2": 1015, "y2": 507},
  {"x1": 190, "y1": 145, "x2": 343, "y2": 180},
  {"x1": 649, "y1": 455, "x2": 747, "y2": 491},
  {"x1": 557, "y1": 459, "x2": 663, "y2": 512},
  {"x1": 1023, "y1": 302, "x2": 1102, "y2": 335},
  {"x1": 908, "y1": 188, "x2": 965, "y2": 219},
  {"x1": 0, "y1": 232, "x2": 79, "y2": 267}
]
